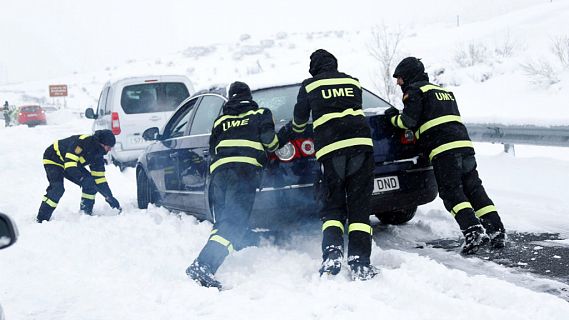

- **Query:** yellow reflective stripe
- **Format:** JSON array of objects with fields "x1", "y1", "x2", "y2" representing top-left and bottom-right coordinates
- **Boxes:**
[
  {"x1": 322, "y1": 220, "x2": 345, "y2": 233},
  {"x1": 65, "y1": 153, "x2": 80, "y2": 161},
  {"x1": 348, "y1": 223, "x2": 373, "y2": 235},
  {"x1": 416, "y1": 115, "x2": 462, "y2": 140},
  {"x1": 420, "y1": 84, "x2": 450, "y2": 93},
  {"x1": 292, "y1": 119, "x2": 307, "y2": 129},
  {"x1": 64, "y1": 162, "x2": 78, "y2": 169},
  {"x1": 53, "y1": 141, "x2": 63, "y2": 161},
  {"x1": 451, "y1": 202, "x2": 473, "y2": 216},
  {"x1": 210, "y1": 229, "x2": 218, "y2": 235},
  {"x1": 305, "y1": 78, "x2": 361, "y2": 93},
  {"x1": 215, "y1": 139, "x2": 264, "y2": 153},
  {"x1": 429, "y1": 140, "x2": 474, "y2": 161},
  {"x1": 42, "y1": 196, "x2": 58, "y2": 208},
  {"x1": 475, "y1": 205, "x2": 497, "y2": 218},
  {"x1": 293, "y1": 127, "x2": 305, "y2": 133},
  {"x1": 90, "y1": 171, "x2": 105, "y2": 177},
  {"x1": 79, "y1": 134, "x2": 90, "y2": 140},
  {"x1": 210, "y1": 235, "x2": 234, "y2": 253},
  {"x1": 209, "y1": 156, "x2": 262, "y2": 173},
  {"x1": 315, "y1": 137, "x2": 373, "y2": 159},
  {"x1": 81, "y1": 193, "x2": 96, "y2": 200},
  {"x1": 313, "y1": 108, "x2": 364, "y2": 129},
  {"x1": 79, "y1": 157, "x2": 86, "y2": 164},
  {"x1": 264, "y1": 134, "x2": 279, "y2": 151},
  {"x1": 95, "y1": 177, "x2": 107, "y2": 184},
  {"x1": 43, "y1": 159, "x2": 64, "y2": 168},
  {"x1": 391, "y1": 115, "x2": 407, "y2": 129},
  {"x1": 213, "y1": 109, "x2": 265, "y2": 128}
]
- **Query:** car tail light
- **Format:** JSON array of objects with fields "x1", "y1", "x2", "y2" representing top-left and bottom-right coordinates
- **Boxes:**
[
  {"x1": 111, "y1": 112, "x2": 121, "y2": 135},
  {"x1": 400, "y1": 130, "x2": 415, "y2": 145},
  {"x1": 273, "y1": 138, "x2": 315, "y2": 162},
  {"x1": 275, "y1": 142, "x2": 296, "y2": 162}
]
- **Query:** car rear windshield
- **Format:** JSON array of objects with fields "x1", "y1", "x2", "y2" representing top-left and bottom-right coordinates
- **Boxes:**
[
  {"x1": 120, "y1": 82, "x2": 189, "y2": 114},
  {"x1": 21, "y1": 106, "x2": 41, "y2": 112},
  {"x1": 251, "y1": 84, "x2": 391, "y2": 124}
]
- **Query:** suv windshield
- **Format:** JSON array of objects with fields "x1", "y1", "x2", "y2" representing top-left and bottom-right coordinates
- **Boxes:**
[
  {"x1": 251, "y1": 84, "x2": 391, "y2": 125},
  {"x1": 120, "y1": 82, "x2": 189, "y2": 114}
]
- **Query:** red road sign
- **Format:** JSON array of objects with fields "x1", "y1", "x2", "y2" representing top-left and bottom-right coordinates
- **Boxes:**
[{"x1": 49, "y1": 84, "x2": 68, "y2": 97}]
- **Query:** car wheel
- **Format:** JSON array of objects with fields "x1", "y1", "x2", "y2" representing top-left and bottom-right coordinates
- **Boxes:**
[
  {"x1": 375, "y1": 206, "x2": 417, "y2": 225},
  {"x1": 137, "y1": 169, "x2": 151, "y2": 209}
]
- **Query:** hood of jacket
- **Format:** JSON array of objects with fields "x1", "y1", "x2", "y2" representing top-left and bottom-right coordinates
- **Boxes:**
[{"x1": 309, "y1": 49, "x2": 338, "y2": 76}]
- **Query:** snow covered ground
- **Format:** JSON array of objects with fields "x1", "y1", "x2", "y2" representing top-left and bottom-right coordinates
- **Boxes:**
[
  {"x1": 0, "y1": 114, "x2": 568, "y2": 320},
  {"x1": 1, "y1": 0, "x2": 569, "y2": 319}
]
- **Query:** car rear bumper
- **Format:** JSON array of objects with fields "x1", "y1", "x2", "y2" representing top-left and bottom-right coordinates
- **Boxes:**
[
  {"x1": 370, "y1": 167, "x2": 438, "y2": 213},
  {"x1": 111, "y1": 144, "x2": 145, "y2": 163}
]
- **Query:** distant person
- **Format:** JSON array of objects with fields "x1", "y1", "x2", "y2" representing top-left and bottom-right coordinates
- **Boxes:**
[
  {"x1": 36, "y1": 130, "x2": 121, "y2": 223},
  {"x1": 285, "y1": 49, "x2": 378, "y2": 280},
  {"x1": 185, "y1": 81, "x2": 285, "y2": 289},
  {"x1": 3, "y1": 101, "x2": 10, "y2": 127},
  {"x1": 385, "y1": 57, "x2": 506, "y2": 254}
]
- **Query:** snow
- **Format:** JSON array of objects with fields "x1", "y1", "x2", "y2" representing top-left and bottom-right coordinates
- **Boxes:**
[{"x1": 1, "y1": 0, "x2": 569, "y2": 319}]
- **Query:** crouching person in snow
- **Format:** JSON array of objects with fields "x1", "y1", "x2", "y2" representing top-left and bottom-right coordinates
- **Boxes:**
[
  {"x1": 287, "y1": 49, "x2": 378, "y2": 280},
  {"x1": 186, "y1": 81, "x2": 285, "y2": 289},
  {"x1": 386, "y1": 57, "x2": 506, "y2": 254},
  {"x1": 36, "y1": 129, "x2": 121, "y2": 223}
]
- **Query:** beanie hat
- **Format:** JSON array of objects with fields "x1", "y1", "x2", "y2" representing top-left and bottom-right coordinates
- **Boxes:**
[
  {"x1": 94, "y1": 129, "x2": 116, "y2": 147},
  {"x1": 228, "y1": 81, "x2": 252, "y2": 101}
]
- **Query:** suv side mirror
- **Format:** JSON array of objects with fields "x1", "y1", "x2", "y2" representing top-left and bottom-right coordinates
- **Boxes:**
[
  {"x1": 85, "y1": 108, "x2": 97, "y2": 119},
  {"x1": 143, "y1": 127, "x2": 160, "y2": 141},
  {"x1": 0, "y1": 212, "x2": 18, "y2": 250}
]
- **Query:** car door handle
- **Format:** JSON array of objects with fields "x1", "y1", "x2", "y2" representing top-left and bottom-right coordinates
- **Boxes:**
[
  {"x1": 150, "y1": 116, "x2": 161, "y2": 121},
  {"x1": 203, "y1": 150, "x2": 209, "y2": 157},
  {"x1": 169, "y1": 152, "x2": 178, "y2": 159}
]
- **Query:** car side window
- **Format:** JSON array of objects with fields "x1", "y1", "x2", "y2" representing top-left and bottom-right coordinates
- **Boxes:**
[
  {"x1": 104, "y1": 87, "x2": 113, "y2": 115},
  {"x1": 96, "y1": 86, "x2": 110, "y2": 117},
  {"x1": 189, "y1": 95, "x2": 225, "y2": 135},
  {"x1": 163, "y1": 98, "x2": 198, "y2": 139}
]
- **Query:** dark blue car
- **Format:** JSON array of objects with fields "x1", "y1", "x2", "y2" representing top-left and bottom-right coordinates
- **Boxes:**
[{"x1": 136, "y1": 84, "x2": 437, "y2": 227}]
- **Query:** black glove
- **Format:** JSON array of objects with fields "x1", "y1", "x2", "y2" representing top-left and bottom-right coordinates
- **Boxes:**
[
  {"x1": 105, "y1": 196, "x2": 121, "y2": 209},
  {"x1": 277, "y1": 121, "x2": 293, "y2": 146},
  {"x1": 384, "y1": 106, "x2": 400, "y2": 118}
]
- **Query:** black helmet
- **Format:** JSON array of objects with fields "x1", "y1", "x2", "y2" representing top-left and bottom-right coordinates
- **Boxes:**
[
  {"x1": 393, "y1": 57, "x2": 425, "y2": 81},
  {"x1": 228, "y1": 81, "x2": 252, "y2": 101},
  {"x1": 309, "y1": 49, "x2": 338, "y2": 76},
  {"x1": 93, "y1": 129, "x2": 116, "y2": 147}
]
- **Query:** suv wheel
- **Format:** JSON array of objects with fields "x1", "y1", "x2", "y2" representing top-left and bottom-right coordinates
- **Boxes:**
[
  {"x1": 375, "y1": 206, "x2": 417, "y2": 225},
  {"x1": 137, "y1": 169, "x2": 151, "y2": 209}
]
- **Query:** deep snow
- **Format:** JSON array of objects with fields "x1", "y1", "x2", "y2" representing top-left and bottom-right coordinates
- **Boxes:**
[{"x1": 1, "y1": 0, "x2": 569, "y2": 319}]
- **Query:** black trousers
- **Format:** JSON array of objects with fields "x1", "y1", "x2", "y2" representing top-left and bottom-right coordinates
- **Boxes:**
[
  {"x1": 431, "y1": 151, "x2": 501, "y2": 232},
  {"x1": 319, "y1": 151, "x2": 374, "y2": 265},
  {"x1": 196, "y1": 165, "x2": 260, "y2": 273},
  {"x1": 37, "y1": 163, "x2": 97, "y2": 222}
]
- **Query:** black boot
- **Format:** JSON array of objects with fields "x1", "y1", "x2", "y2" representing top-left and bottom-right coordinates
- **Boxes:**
[
  {"x1": 461, "y1": 224, "x2": 490, "y2": 255},
  {"x1": 37, "y1": 202, "x2": 55, "y2": 223},
  {"x1": 348, "y1": 257, "x2": 379, "y2": 281},
  {"x1": 80, "y1": 198, "x2": 94, "y2": 215},
  {"x1": 186, "y1": 260, "x2": 222, "y2": 289},
  {"x1": 480, "y1": 212, "x2": 506, "y2": 249},
  {"x1": 319, "y1": 246, "x2": 343, "y2": 276}
]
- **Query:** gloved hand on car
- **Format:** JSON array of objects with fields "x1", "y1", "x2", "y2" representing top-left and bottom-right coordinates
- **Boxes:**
[
  {"x1": 277, "y1": 121, "x2": 294, "y2": 146},
  {"x1": 384, "y1": 106, "x2": 400, "y2": 118},
  {"x1": 105, "y1": 196, "x2": 121, "y2": 210}
]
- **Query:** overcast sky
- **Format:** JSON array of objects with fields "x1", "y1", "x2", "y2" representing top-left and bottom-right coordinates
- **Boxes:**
[{"x1": 0, "y1": 0, "x2": 541, "y2": 84}]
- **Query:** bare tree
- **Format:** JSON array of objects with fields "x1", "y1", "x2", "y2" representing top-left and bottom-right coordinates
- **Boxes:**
[
  {"x1": 368, "y1": 24, "x2": 404, "y2": 104},
  {"x1": 551, "y1": 35, "x2": 569, "y2": 68},
  {"x1": 520, "y1": 59, "x2": 559, "y2": 86}
]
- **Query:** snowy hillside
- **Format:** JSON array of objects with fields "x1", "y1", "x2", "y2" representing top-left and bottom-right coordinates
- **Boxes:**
[{"x1": 1, "y1": 1, "x2": 569, "y2": 319}]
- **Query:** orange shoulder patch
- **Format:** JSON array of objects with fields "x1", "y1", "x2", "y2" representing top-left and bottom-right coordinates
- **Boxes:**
[
  {"x1": 403, "y1": 94, "x2": 409, "y2": 102},
  {"x1": 74, "y1": 146, "x2": 83, "y2": 154}
]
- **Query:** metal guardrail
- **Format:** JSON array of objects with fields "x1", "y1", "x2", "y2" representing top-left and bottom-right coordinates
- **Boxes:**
[{"x1": 465, "y1": 123, "x2": 569, "y2": 148}]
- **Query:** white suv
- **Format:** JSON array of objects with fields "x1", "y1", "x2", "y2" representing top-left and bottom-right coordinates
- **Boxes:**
[{"x1": 86, "y1": 75, "x2": 194, "y2": 168}]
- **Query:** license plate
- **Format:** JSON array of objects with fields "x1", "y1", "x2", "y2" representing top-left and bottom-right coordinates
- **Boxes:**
[
  {"x1": 28, "y1": 113, "x2": 37, "y2": 116},
  {"x1": 129, "y1": 136, "x2": 145, "y2": 144},
  {"x1": 372, "y1": 175, "x2": 400, "y2": 194}
]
